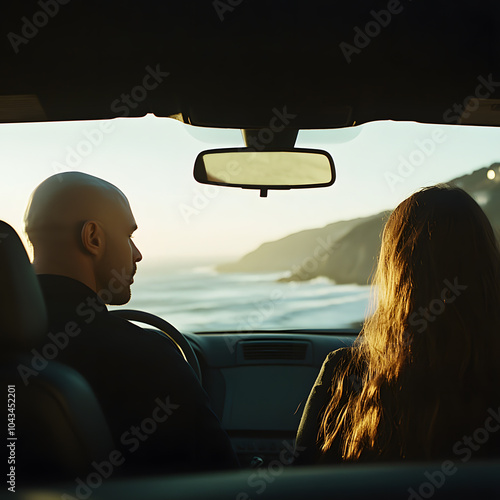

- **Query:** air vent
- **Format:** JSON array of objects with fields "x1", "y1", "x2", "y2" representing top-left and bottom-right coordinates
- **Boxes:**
[{"x1": 238, "y1": 341, "x2": 311, "y2": 364}]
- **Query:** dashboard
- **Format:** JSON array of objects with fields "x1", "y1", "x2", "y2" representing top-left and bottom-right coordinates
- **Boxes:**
[{"x1": 186, "y1": 331, "x2": 356, "y2": 465}]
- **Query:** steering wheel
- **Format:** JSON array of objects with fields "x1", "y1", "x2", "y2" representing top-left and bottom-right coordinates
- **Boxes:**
[{"x1": 109, "y1": 309, "x2": 202, "y2": 383}]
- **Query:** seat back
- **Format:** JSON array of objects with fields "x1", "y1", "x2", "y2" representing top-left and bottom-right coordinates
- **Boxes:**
[{"x1": 0, "y1": 220, "x2": 115, "y2": 484}]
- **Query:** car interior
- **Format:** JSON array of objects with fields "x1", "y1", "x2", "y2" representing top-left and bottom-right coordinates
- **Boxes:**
[{"x1": 2, "y1": 1, "x2": 500, "y2": 499}]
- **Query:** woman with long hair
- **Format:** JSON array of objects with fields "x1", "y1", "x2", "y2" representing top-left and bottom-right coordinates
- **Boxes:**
[{"x1": 296, "y1": 185, "x2": 500, "y2": 463}]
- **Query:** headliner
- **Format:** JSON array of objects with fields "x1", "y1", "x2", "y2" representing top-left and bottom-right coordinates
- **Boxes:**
[{"x1": 1, "y1": 0, "x2": 500, "y2": 128}]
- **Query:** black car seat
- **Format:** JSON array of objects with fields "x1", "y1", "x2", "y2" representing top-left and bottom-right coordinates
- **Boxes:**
[{"x1": 0, "y1": 220, "x2": 114, "y2": 484}]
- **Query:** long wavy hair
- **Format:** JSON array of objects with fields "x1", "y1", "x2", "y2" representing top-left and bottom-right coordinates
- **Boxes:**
[{"x1": 319, "y1": 185, "x2": 500, "y2": 461}]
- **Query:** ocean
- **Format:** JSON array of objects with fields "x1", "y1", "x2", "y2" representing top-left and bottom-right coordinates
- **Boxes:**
[{"x1": 109, "y1": 260, "x2": 372, "y2": 333}]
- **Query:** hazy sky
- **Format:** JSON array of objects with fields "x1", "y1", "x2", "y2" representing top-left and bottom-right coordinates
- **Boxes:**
[{"x1": 2, "y1": 115, "x2": 500, "y2": 264}]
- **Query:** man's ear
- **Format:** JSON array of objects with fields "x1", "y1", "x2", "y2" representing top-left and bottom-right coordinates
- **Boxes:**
[{"x1": 80, "y1": 221, "x2": 104, "y2": 256}]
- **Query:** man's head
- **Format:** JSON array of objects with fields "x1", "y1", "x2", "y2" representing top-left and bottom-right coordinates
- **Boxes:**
[{"x1": 25, "y1": 172, "x2": 142, "y2": 305}]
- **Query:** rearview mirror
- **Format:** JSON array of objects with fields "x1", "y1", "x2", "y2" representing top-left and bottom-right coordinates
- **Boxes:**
[{"x1": 194, "y1": 148, "x2": 335, "y2": 197}]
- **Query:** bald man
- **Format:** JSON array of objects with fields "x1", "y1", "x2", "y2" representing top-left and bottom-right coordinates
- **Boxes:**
[
  {"x1": 25, "y1": 172, "x2": 141, "y2": 305},
  {"x1": 24, "y1": 172, "x2": 238, "y2": 475}
]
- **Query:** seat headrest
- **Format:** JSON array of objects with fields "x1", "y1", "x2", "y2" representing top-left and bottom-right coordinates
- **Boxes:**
[{"x1": 0, "y1": 221, "x2": 47, "y2": 351}]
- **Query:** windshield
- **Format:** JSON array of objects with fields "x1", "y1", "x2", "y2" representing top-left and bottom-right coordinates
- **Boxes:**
[{"x1": 3, "y1": 116, "x2": 500, "y2": 332}]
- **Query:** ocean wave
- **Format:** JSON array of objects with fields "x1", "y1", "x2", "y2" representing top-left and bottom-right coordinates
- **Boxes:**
[{"x1": 117, "y1": 266, "x2": 371, "y2": 332}]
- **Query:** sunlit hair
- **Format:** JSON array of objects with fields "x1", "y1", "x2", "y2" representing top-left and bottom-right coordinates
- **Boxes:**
[{"x1": 320, "y1": 185, "x2": 500, "y2": 460}]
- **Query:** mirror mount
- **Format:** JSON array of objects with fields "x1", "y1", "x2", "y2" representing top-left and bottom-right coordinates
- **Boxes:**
[{"x1": 242, "y1": 128, "x2": 298, "y2": 150}]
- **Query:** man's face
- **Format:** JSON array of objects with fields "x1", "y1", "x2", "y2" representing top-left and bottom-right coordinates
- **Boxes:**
[{"x1": 97, "y1": 199, "x2": 142, "y2": 305}]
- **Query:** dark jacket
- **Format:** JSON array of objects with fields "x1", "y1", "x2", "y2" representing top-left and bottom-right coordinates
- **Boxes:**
[
  {"x1": 35, "y1": 274, "x2": 238, "y2": 475},
  {"x1": 296, "y1": 346, "x2": 500, "y2": 464},
  {"x1": 295, "y1": 347, "x2": 357, "y2": 465}
]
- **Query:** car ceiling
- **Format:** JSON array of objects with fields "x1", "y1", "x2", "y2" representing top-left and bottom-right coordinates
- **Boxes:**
[{"x1": 2, "y1": 0, "x2": 500, "y2": 129}]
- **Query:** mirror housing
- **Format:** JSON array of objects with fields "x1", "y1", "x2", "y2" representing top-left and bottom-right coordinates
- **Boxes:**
[{"x1": 193, "y1": 148, "x2": 335, "y2": 197}]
